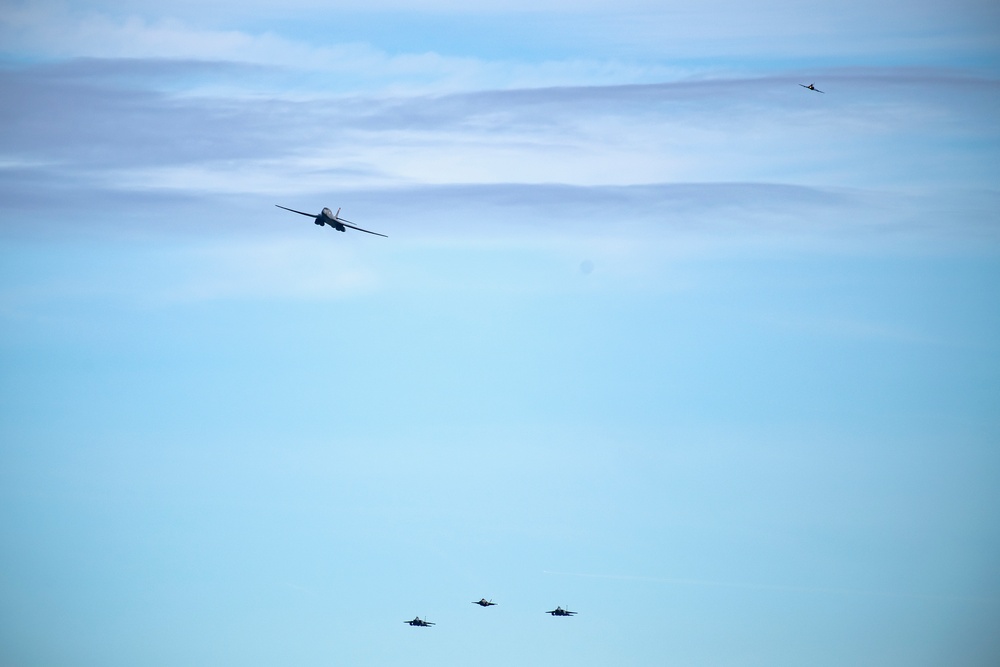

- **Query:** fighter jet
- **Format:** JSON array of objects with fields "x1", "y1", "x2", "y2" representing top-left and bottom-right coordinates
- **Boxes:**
[
  {"x1": 404, "y1": 616, "x2": 435, "y2": 627},
  {"x1": 799, "y1": 83, "x2": 825, "y2": 93},
  {"x1": 546, "y1": 606, "x2": 577, "y2": 616},
  {"x1": 473, "y1": 598, "x2": 497, "y2": 607},
  {"x1": 275, "y1": 205, "x2": 387, "y2": 237}
]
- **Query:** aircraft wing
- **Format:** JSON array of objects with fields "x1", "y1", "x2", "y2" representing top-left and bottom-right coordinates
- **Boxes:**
[
  {"x1": 336, "y1": 216, "x2": 388, "y2": 238},
  {"x1": 275, "y1": 205, "x2": 317, "y2": 217}
]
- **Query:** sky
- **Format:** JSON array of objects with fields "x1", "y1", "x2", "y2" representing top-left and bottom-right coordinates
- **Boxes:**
[{"x1": 1, "y1": 1, "x2": 999, "y2": 665}]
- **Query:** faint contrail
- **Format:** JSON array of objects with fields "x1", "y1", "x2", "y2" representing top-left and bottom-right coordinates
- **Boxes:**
[
  {"x1": 542, "y1": 570, "x2": 988, "y2": 602},
  {"x1": 285, "y1": 582, "x2": 315, "y2": 595}
]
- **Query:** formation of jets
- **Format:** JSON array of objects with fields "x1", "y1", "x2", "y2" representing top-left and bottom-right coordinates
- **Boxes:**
[{"x1": 404, "y1": 599, "x2": 577, "y2": 627}]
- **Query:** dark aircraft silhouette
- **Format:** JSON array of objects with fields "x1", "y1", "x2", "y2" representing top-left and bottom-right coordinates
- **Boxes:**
[
  {"x1": 473, "y1": 598, "x2": 497, "y2": 607},
  {"x1": 799, "y1": 83, "x2": 825, "y2": 93},
  {"x1": 275, "y1": 205, "x2": 387, "y2": 237},
  {"x1": 405, "y1": 616, "x2": 435, "y2": 627},
  {"x1": 546, "y1": 606, "x2": 577, "y2": 616}
]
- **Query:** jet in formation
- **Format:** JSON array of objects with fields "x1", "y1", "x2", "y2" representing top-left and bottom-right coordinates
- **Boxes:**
[
  {"x1": 275, "y1": 205, "x2": 388, "y2": 237},
  {"x1": 405, "y1": 616, "x2": 435, "y2": 627},
  {"x1": 546, "y1": 606, "x2": 577, "y2": 616},
  {"x1": 799, "y1": 83, "x2": 825, "y2": 93},
  {"x1": 473, "y1": 598, "x2": 497, "y2": 607}
]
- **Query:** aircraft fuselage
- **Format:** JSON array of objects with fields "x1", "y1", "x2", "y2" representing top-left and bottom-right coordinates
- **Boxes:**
[{"x1": 317, "y1": 208, "x2": 347, "y2": 231}]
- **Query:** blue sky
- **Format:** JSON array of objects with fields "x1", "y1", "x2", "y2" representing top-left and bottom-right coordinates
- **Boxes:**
[{"x1": 1, "y1": 1, "x2": 999, "y2": 665}]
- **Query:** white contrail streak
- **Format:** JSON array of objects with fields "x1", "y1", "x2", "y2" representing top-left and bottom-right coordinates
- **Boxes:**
[{"x1": 542, "y1": 570, "x2": 989, "y2": 602}]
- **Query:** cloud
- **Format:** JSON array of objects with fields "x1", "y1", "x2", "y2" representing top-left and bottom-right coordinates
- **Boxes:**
[
  {"x1": 4, "y1": 60, "x2": 997, "y2": 194},
  {"x1": 11, "y1": 1, "x2": 1000, "y2": 54},
  {"x1": 0, "y1": 57, "x2": 996, "y2": 259},
  {"x1": 5, "y1": 1, "x2": 997, "y2": 96},
  {"x1": 0, "y1": 5, "x2": 680, "y2": 93}
]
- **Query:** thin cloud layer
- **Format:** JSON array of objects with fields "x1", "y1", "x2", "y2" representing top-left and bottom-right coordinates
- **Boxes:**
[
  {"x1": 1, "y1": 58, "x2": 996, "y2": 256},
  {"x1": 3, "y1": 2, "x2": 998, "y2": 92},
  {"x1": 3, "y1": 60, "x2": 996, "y2": 188}
]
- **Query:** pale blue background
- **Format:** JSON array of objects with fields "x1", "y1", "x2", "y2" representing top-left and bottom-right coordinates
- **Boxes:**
[{"x1": 1, "y1": 1, "x2": 999, "y2": 665}]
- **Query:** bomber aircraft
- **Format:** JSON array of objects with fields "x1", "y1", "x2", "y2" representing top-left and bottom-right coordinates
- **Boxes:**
[
  {"x1": 799, "y1": 83, "x2": 825, "y2": 93},
  {"x1": 405, "y1": 616, "x2": 435, "y2": 627},
  {"x1": 546, "y1": 606, "x2": 577, "y2": 616},
  {"x1": 275, "y1": 205, "x2": 387, "y2": 237},
  {"x1": 473, "y1": 598, "x2": 497, "y2": 607}
]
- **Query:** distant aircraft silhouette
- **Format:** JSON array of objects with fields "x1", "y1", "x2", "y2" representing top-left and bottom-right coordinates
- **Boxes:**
[
  {"x1": 473, "y1": 598, "x2": 497, "y2": 607},
  {"x1": 799, "y1": 83, "x2": 825, "y2": 93},
  {"x1": 275, "y1": 205, "x2": 387, "y2": 237},
  {"x1": 404, "y1": 616, "x2": 435, "y2": 627},
  {"x1": 546, "y1": 606, "x2": 577, "y2": 616}
]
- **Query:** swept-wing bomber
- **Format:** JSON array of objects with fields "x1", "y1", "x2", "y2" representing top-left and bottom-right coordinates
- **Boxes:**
[
  {"x1": 275, "y1": 205, "x2": 387, "y2": 237},
  {"x1": 405, "y1": 616, "x2": 435, "y2": 627},
  {"x1": 799, "y1": 83, "x2": 825, "y2": 93},
  {"x1": 473, "y1": 598, "x2": 497, "y2": 607},
  {"x1": 546, "y1": 606, "x2": 577, "y2": 616}
]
